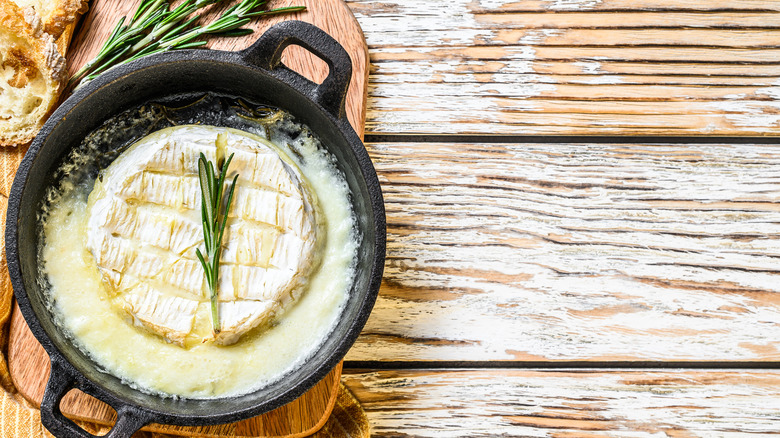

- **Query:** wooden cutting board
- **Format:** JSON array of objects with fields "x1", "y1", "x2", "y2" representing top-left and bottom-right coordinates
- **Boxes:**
[{"x1": 7, "y1": 0, "x2": 369, "y2": 436}]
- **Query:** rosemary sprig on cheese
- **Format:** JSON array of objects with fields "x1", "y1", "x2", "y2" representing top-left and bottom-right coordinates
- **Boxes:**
[
  {"x1": 195, "y1": 152, "x2": 238, "y2": 335},
  {"x1": 70, "y1": 0, "x2": 305, "y2": 87}
]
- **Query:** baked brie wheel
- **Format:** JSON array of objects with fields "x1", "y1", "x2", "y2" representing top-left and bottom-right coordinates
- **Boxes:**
[{"x1": 86, "y1": 125, "x2": 321, "y2": 346}]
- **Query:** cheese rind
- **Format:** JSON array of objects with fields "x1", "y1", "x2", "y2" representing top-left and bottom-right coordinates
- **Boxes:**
[{"x1": 86, "y1": 125, "x2": 320, "y2": 346}]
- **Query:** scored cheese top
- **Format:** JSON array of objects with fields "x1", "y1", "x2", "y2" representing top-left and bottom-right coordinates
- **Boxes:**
[{"x1": 86, "y1": 125, "x2": 321, "y2": 347}]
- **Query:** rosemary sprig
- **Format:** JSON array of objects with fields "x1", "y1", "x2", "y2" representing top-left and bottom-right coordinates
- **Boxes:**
[
  {"x1": 70, "y1": 0, "x2": 305, "y2": 87},
  {"x1": 195, "y1": 152, "x2": 238, "y2": 335},
  {"x1": 70, "y1": 0, "x2": 168, "y2": 85}
]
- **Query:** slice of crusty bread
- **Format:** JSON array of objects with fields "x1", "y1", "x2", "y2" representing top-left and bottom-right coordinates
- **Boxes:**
[
  {"x1": 0, "y1": 1, "x2": 63, "y2": 146},
  {"x1": 0, "y1": 0, "x2": 83, "y2": 146}
]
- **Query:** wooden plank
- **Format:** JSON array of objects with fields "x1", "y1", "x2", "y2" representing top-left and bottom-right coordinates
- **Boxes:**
[
  {"x1": 346, "y1": 141, "x2": 780, "y2": 362},
  {"x1": 368, "y1": 61, "x2": 780, "y2": 86},
  {"x1": 366, "y1": 29, "x2": 780, "y2": 49},
  {"x1": 531, "y1": 62, "x2": 780, "y2": 77},
  {"x1": 474, "y1": 12, "x2": 780, "y2": 29},
  {"x1": 367, "y1": 83, "x2": 775, "y2": 101},
  {"x1": 352, "y1": 0, "x2": 780, "y2": 14},
  {"x1": 370, "y1": 47, "x2": 780, "y2": 64},
  {"x1": 345, "y1": 0, "x2": 780, "y2": 135},
  {"x1": 365, "y1": 112, "x2": 780, "y2": 135},
  {"x1": 373, "y1": 74, "x2": 780, "y2": 87},
  {"x1": 342, "y1": 369, "x2": 780, "y2": 436},
  {"x1": 488, "y1": 29, "x2": 780, "y2": 48},
  {"x1": 468, "y1": 0, "x2": 780, "y2": 12}
]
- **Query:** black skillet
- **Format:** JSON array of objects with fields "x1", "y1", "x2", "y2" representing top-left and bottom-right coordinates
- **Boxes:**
[{"x1": 5, "y1": 20, "x2": 385, "y2": 438}]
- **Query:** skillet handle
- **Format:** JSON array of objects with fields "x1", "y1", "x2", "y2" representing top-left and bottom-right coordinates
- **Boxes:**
[
  {"x1": 40, "y1": 356, "x2": 152, "y2": 438},
  {"x1": 240, "y1": 20, "x2": 353, "y2": 121}
]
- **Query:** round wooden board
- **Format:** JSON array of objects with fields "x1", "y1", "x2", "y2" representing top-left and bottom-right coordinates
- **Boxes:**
[
  {"x1": 9, "y1": 304, "x2": 342, "y2": 437},
  {"x1": 7, "y1": 0, "x2": 368, "y2": 436}
]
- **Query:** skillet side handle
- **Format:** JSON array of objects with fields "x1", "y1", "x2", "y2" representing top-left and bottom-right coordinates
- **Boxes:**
[
  {"x1": 41, "y1": 357, "x2": 152, "y2": 438},
  {"x1": 240, "y1": 20, "x2": 353, "y2": 121}
]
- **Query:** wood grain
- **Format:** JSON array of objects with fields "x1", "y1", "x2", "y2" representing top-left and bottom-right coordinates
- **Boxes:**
[
  {"x1": 8, "y1": 0, "x2": 780, "y2": 435},
  {"x1": 346, "y1": 140, "x2": 780, "y2": 362},
  {"x1": 465, "y1": 0, "x2": 780, "y2": 12},
  {"x1": 342, "y1": 368, "x2": 780, "y2": 436},
  {"x1": 345, "y1": 0, "x2": 780, "y2": 135},
  {"x1": 7, "y1": 0, "x2": 369, "y2": 436}
]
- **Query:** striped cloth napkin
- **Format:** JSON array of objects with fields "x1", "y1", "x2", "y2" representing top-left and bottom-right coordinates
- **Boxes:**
[{"x1": 0, "y1": 144, "x2": 368, "y2": 438}]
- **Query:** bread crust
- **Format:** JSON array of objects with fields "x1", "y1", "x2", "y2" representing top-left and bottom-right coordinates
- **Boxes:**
[
  {"x1": 44, "y1": 0, "x2": 87, "y2": 39},
  {"x1": 14, "y1": 0, "x2": 86, "y2": 40}
]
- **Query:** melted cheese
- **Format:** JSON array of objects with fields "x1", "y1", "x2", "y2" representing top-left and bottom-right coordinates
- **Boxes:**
[{"x1": 40, "y1": 124, "x2": 357, "y2": 399}]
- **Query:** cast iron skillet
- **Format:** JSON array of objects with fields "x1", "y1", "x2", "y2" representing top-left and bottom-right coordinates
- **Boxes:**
[{"x1": 5, "y1": 20, "x2": 385, "y2": 438}]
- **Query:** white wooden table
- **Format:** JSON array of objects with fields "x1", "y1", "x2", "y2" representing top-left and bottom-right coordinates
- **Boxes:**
[{"x1": 342, "y1": 0, "x2": 780, "y2": 435}]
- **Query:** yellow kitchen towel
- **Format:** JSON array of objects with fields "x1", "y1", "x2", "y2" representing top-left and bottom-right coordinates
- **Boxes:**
[{"x1": 0, "y1": 145, "x2": 370, "y2": 438}]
